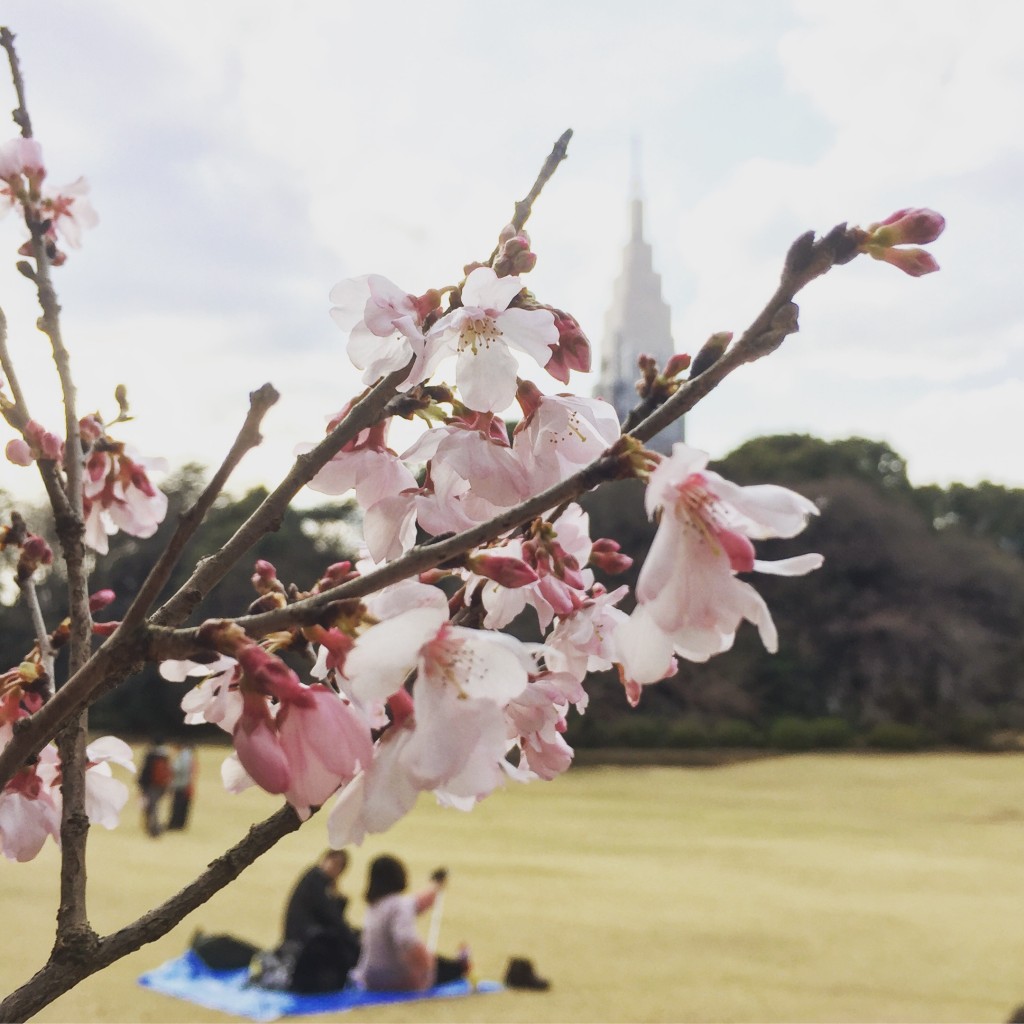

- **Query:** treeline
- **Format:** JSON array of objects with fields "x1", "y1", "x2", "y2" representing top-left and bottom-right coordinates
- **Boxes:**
[{"x1": 4, "y1": 437, "x2": 1024, "y2": 748}]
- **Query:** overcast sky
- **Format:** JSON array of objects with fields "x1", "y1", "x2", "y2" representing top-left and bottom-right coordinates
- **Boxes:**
[{"x1": 0, "y1": 0, "x2": 1021, "y2": 508}]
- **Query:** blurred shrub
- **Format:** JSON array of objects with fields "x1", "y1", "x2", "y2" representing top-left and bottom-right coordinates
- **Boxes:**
[{"x1": 865, "y1": 721, "x2": 932, "y2": 751}]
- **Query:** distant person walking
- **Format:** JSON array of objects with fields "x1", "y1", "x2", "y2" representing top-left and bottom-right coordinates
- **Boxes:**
[
  {"x1": 166, "y1": 742, "x2": 196, "y2": 831},
  {"x1": 137, "y1": 739, "x2": 171, "y2": 837}
]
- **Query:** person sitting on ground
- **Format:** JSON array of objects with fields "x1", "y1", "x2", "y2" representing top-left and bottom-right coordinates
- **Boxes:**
[
  {"x1": 279, "y1": 849, "x2": 360, "y2": 992},
  {"x1": 351, "y1": 854, "x2": 469, "y2": 992}
]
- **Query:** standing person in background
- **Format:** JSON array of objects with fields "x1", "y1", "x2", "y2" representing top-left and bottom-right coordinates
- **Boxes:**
[
  {"x1": 166, "y1": 742, "x2": 196, "y2": 831},
  {"x1": 137, "y1": 738, "x2": 171, "y2": 837},
  {"x1": 352, "y1": 855, "x2": 470, "y2": 992}
]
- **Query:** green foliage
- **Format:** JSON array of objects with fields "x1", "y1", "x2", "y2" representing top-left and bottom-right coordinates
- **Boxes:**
[
  {"x1": 864, "y1": 721, "x2": 933, "y2": 751},
  {"x1": 709, "y1": 718, "x2": 764, "y2": 747}
]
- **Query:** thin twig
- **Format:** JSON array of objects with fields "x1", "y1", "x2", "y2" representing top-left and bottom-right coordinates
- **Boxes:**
[
  {"x1": 119, "y1": 383, "x2": 280, "y2": 632},
  {"x1": 0, "y1": 26, "x2": 33, "y2": 138},
  {"x1": 487, "y1": 128, "x2": 572, "y2": 264},
  {"x1": 150, "y1": 364, "x2": 411, "y2": 628},
  {"x1": 17, "y1": 575, "x2": 55, "y2": 690}
]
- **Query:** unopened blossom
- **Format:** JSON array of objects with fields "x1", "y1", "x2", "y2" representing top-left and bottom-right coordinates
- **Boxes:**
[
  {"x1": 858, "y1": 207, "x2": 945, "y2": 277},
  {"x1": 205, "y1": 639, "x2": 373, "y2": 818},
  {"x1": 616, "y1": 442, "x2": 823, "y2": 685},
  {"x1": 466, "y1": 505, "x2": 596, "y2": 631},
  {"x1": 421, "y1": 267, "x2": 558, "y2": 412}
]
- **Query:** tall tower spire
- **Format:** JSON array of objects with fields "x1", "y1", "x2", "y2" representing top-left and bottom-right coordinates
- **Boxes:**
[{"x1": 596, "y1": 152, "x2": 684, "y2": 452}]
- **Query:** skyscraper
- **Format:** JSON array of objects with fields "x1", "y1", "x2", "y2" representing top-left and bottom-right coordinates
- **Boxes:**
[{"x1": 595, "y1": 194, "x2": 684, "y2": 454}]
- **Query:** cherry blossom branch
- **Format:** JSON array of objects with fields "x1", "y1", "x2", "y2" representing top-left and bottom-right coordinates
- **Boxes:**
[
  {"x1": 0, "y1": 221, "x2": 858, "y2": 788},
  {"x1": 153, "y1": 223, "x2": 857, "y2": 648},
  {"x1": 486, "y1": 128, "x2": 572, "y2": 264},
  {"x1": 2, "y1": 30, "x2": 97, "y2": 949},
  {"x1": 0, "y1": 803, "x2": 303, "y2": 1022},
  {"x1": 118, "y1": 383, "x2": 281, "y2": 633}
]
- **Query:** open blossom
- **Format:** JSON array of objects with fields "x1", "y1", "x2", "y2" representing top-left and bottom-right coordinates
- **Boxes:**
[
  {"x1": 421, "y1": 267, "x2": 558, "y2": 412},
  {"x1": 40, "y1": 177, "x2": 98, "y2": 250},
  {"x1": 0, "y1": 731, "x2": 134, "y2": 860},
  {"x1": 616, "y1": 442, "x2": 823, "y2": 685},
  {"x1": 330, "y1": 274, "x2": 435, "y2": 387},
  {"x1": 330, "y1": 612, "x2": 537, "y2": 845},
  {"x1": 83, "y1": 446, "x2": 168, "y2": 555},
  {"x1": 512, "y1": 384, "x2": 621, "y2": 492}
]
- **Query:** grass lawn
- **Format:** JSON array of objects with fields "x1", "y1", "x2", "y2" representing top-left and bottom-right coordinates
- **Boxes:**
[{"x1": 7, "y1": 749, "x2": 1024, "y2": 1023}]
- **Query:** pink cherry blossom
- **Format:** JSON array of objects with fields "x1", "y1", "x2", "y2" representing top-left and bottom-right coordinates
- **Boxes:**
[
  {"x1": 616, "y1": 442, "x2": 823, "y2": 684},
  {"x1": 0, "y1": 765, "x2": 61, "y2": 862},
  {"x1": 82, "y1": 736, "x2": 135, "y2": 830},
  {"x1": 82, "y1": 446, "x2": 168, "y2": 555},
  {"x1": 512, "y1": 385, "x2": 621, "y2": 492},
  {"x1": 40, "y1": 177, "x2": 98, "y2": 249},
  {"x1": 422, "y1": 267, "x2": 557, "y2": 412},
  {"x1": 163, "y1": 655, "x2": 242, "y2": 732},
  {"x1": 330, "y1": 274, "x2": 431, "y2": 387}
]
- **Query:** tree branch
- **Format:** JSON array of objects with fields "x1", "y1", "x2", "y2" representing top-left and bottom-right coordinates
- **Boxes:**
[
  {"x1": 118, "y1": 383, "x2": 280, "y2": 632},
  {"x1": 487, "y1": 128, "x2": 572, "y2": 264},
  {"x1": 0, "y1": 803, "x2": 303, "y2": 1022}
]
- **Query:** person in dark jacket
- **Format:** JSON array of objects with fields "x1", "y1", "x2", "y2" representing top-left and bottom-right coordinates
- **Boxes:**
[{"x1": 280, "y1": 849, "x2": 360, "y2": 992}]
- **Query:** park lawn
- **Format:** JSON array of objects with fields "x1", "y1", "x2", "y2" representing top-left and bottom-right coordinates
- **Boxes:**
[{"x1": 7, "y1": 749, "x2": 1024, "y2": 1023}]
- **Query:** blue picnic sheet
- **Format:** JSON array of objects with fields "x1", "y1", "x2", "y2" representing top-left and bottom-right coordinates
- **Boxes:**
[{"x1": 138, "y1": 949, "x2": 502, "y2": 1021}]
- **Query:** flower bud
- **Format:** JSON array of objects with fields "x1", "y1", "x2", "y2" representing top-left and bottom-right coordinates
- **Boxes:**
[
  {"x1": 867, "y1": 208, "x2": 945, "y2": 246},
  {"x1": 17, "y1": 534, "x2": 53, "y2": 581},
  {"x1": 663, "y1": 353, "x2": 692, "y2": 379},
  {"x1": 469, "y1": 552, "x2": 540, "y2": 589},
  {"x1": 5, "y1": 438, "x2": 33, "y2": 466},
  {"x1": 868, "y1": 246, "x2": 940, "y2": 277},
  {"x1": 89, "y1": 589, "x2": 117, "y2": 611},
  {"x1": 589, "y1": 538, "x2": 633, "y2": 575}
]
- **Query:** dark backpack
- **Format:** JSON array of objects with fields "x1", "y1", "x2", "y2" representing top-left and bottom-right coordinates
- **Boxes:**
[{"x1": 191, "y1": 932, "x2": 261, "y2": 971}]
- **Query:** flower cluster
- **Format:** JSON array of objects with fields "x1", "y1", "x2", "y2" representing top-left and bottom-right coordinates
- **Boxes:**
[
  {"x1": 0, "y1": 200, "x2": 944, "y2": 862},
  {"x1": 0, "y1": 137, "x2": 97, "y2": 264}
]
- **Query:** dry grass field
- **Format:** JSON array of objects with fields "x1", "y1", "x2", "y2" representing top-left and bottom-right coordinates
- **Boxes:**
[{"x1": 6, "y1": 748, "x2": 1024, "y2": 1023}]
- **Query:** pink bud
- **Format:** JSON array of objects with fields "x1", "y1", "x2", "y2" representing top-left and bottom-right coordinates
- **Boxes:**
[
  {"x1": 88, "y1": 589, "x2": 116, "y2": 611},
  {"x1": 236, "y1": 644, "x2": 307, "y2": 703},
  {"x1": 663, "y1": 353, "x2": 692, "y2": 379},
  {"x1": 387, "y1": 688, "x2": 415, "y2": 728},
  {"x1": 868, "y1": 208, "x2": 945, "y2": 246},
  {"x1": 870, "y1": 246, "x2": 940, "y2": 277},
  {"x1": 78, "y1": 415, "x2": 103, "y2": 444},
  {"x1": 470, "y1": 553, "x2": 540, "y2": 589},
  {"x1": 5, "y1": 438, "x2": 33, "y2": 466},
  {"x1": 589, "y1": 538, "x2": 633, "y2": 575},
  {"x1": 515, "y1": 379, "x2": 544, "y2": 419}
]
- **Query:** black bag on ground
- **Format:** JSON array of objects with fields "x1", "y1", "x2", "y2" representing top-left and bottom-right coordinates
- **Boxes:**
[{"x1": 191, "y1": 931, "x2": 261, "y2": 970}]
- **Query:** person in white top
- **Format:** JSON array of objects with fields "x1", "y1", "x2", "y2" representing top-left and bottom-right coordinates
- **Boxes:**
[{"x1": 352, "y1": 855, "x2": 469, "y2": 991}]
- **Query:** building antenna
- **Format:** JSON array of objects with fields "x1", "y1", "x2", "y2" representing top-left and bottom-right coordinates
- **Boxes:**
[{"x1": 629, "y1": 134, "x2": 644, "y2": 239}]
